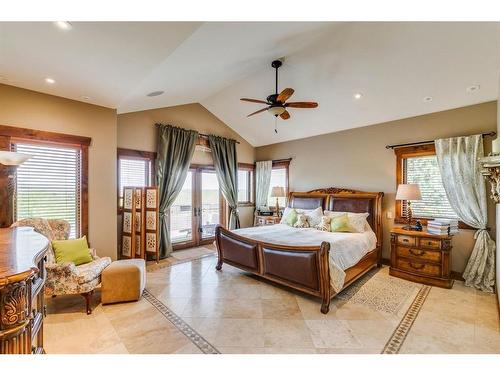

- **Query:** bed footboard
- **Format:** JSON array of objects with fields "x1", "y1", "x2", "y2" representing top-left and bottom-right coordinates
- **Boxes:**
[{"x1": 215, "y1": 225, "x2": 332, "y2": 313}]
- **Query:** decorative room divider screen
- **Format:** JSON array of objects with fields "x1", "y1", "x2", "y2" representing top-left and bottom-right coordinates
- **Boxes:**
[{"x1": 121, "y1": 186, "x2": 159, "y2": 262}]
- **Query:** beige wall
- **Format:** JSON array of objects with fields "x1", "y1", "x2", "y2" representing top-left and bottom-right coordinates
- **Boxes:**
[
  {"x1": 0, "y1": 84, "x2": 118, "y2": 259},
  {"x1": 256, "y1": 101, "x2": 497, "y2": 273},
  {"x1": 117, "y1": 103, "x2": 256, "y2": 227}
]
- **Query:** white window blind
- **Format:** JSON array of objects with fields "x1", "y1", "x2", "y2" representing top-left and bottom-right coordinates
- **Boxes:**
[
  {"x1": 14, "y1": 143, "x2": 81, "y2": 238},
  {"x1": 405, "y1": 155, "x2": 458, "y2": 219},
  {"x1": 237, "y1": 169, "x2": 249, "y2": 203},
  {"x1": 118, "y1": 157, "x2": 151, "y2": 208}
]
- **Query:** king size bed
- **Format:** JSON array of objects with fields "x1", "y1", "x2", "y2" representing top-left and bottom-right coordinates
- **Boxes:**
[{"x1": 214, "y1": 187, "x2": 384, "y2": 314}]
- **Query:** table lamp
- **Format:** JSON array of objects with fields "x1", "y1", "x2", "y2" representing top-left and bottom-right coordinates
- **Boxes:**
[
  {"x1": 0, "y1": 151, "x2": 32, "y2": 227},
  {"x1": 270, "y1": 186, "x2": 286, "y2": 216},
  {"x1": 396, "y1": 183, "x2": 422, "y2": 230}
]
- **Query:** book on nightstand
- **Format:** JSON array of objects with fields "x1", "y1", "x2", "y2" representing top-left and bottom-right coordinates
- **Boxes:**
[{"x1": 427, "y1": 218, "x2": 459, "y2": 235}]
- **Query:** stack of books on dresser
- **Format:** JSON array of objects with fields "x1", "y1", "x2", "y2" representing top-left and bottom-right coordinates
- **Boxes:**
[{"x1": 427, "y1": 218, "x2": 459, "y2": 235}]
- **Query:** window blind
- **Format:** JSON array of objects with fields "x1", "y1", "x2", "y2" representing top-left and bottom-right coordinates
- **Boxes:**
[
  {"x1": 118, "y1": 158, "x2": 149, "y2": 197},
  {"x1": 267, "y1": 168, "x2": 287, "y2": 207},
  {"x1": 14, "y1": 143, "x2": 81, "y2": 238},
  {"x1": 405, "y1": 155, "x2": 458, "y2": 219}
]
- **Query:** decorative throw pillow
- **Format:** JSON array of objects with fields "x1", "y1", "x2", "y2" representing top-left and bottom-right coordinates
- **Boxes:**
[
  {"x1": 330, "y1": 213, "x2": 351, "y2": 232},
  {"x1": 294, "y1": 214, "x2": 310, "y2": 228},
  {"x1": 296, "y1": 206, "x2": 323, "y2": 227},
  {"x1": 280, "y1": 207, "x2": 298, "y2": 226},
  {"x1": 315, "y1": 216, "x2": 331, "y2": 231},
  {"x1": 324, "y1": 211, "x2": 370, "y2": 233},
  {"x1": 52, "y1": 236, "x2": 93, "y2": 266}
]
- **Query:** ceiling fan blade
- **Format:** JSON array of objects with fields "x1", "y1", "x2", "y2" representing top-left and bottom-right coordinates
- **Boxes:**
[
  {"x1": 240, "y1": 98, "x2": 269, "y2": 104},
  {"x1": 285, "y1": 101, "x2": 318, "y2": 108},
  {"x1": 247, "y1": 107, "x2": 269, "y2": 117},
  {"x1": 277, "y1": 88, "x2": 294, "y2": 103},
  {"x1": 280, "y1": 110, "x2": 290, "y2": 120}
]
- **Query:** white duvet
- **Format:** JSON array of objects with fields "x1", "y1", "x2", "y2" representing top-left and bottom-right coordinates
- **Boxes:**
[{"x1": 232, "y1": 224, "x2": 377, "y2": 292}]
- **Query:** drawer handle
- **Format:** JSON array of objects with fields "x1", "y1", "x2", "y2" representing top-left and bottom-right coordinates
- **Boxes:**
[
  {"x1": 426, "y1": 241, "x2": 434, "y2": 246},
  {"x1": 409, "y1": 262, "x2": 425, "y2": 270},
  {"x1": 409, "y1": 249, "x2": 425, "y2": 257},
  {"x1": 402, "y1": 238, "x2": 409, "y2": 243}
]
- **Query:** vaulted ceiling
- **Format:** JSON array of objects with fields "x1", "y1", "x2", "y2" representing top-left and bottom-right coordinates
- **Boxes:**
[{"x1": 1, "y1": 22, "x2": 500, "y2": 146}]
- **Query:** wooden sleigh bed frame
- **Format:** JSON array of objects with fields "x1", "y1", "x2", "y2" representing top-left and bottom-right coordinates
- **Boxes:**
[{"x1": 215, "y1": 187, "x2": 384, "y2": 314}]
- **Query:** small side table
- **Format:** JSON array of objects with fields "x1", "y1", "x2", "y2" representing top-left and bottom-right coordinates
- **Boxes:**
[
  {"x1": 254, "y1": 215, "x2": 281, "y2": 227},
  {"x1": 389, "y1": 227, "x2": 454, "y2": 288}
]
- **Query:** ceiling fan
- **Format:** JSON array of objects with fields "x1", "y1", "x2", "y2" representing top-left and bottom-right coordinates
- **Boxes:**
[{"x1": 240, "y1": 60, "x2": 318, "y2": 121}]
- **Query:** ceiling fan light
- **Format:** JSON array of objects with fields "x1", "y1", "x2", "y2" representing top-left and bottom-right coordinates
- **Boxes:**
[{"x1": 268, "y1": 106, "x2": 286, "y2": 116}]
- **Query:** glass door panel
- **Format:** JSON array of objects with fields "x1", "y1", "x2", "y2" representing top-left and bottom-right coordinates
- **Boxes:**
[
  {"x1": 170, "y1": 171, "x2": 194, "y2": 244},
  {"x1": 200, "y1": 171, "x2": 220, "y2": 239}
]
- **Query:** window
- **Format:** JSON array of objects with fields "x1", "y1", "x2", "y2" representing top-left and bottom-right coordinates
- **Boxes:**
[
  {"x1": 267, "y1": 160, "x2": 290, "y2": 208},
  {"x1": 117, "y1": 148, "x2": 155, "y2": 209},
  {"x1": 237, "y1": 163, "x2": 254, "y2": 205},
  {"x1": 13, "y1": 142, "x2": 82, "y2": 238},
  {"x1": 395, "y1": 144, "x2": 458, "y2": 224}
]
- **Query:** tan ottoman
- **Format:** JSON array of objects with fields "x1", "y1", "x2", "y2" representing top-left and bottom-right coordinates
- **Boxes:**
[{"x1": 101, "y1": 259, "x2": 146, "y2": 304}]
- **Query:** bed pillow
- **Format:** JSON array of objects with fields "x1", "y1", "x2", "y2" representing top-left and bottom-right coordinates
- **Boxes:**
[
  {"x1": 295, "y1": 206, "x2": 323, "y2": 227},
  {"x1": 280, "y1": 207, "x2": 298, "y2": 226},
  {"x1": 324, "y1": 211, "x2": 370, "y2": 233},
  {"x1": 330, "y1": 213, "x2": 351, "y2": 232},
  {"x1": 294, "y1": 214, "x2": 310, "y2": 228},
  {"x1": 315, "y1": 216, "x2": 331, "y2": 231}
]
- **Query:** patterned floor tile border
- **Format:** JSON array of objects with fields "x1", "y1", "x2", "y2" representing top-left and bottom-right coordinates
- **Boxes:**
[
  {"x1": 143, "y1": 289, "x2": 220, "y2": 354},
  {"x1": 381, "y1": 285, "x2": 432, "y2": 354}
]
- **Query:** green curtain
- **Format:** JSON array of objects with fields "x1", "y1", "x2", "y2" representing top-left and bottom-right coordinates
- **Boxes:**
[
  {"x1": 208, "y1": 135, "x2": 240, "y2": 229},
  {"x1": 156, "y1": 124, "x2": 198, "y2": 258}
]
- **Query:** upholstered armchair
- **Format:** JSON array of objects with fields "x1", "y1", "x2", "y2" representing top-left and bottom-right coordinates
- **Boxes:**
[{"x1": 11, "y1": 218, "x2": 111, "y2": 314}]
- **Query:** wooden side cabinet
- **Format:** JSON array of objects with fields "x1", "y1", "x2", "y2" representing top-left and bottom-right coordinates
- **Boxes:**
[
  {"x1": 389, "y1": 227, "x2": 453, "y2": 288},
  {"x1": 1, "y1": 227, "x2": 49, "y2": 354}
]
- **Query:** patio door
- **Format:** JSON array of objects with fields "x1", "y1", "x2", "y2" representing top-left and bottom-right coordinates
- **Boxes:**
[{"x1": 170, "y1": 166, "x2": 224, "y2": 249}]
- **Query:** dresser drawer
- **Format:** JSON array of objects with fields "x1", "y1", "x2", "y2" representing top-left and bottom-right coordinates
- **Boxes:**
[
  {"x1": 397, "y1": 235, "x2": 416, "y2": 247},
  {"x1": 396, "y1": 247, "x2": 442, "y2": 263},
  {"x1": 396, "y1": 258, "x2": 441, "y2": 277},
  {"x1": 418, "y1": 237, "x2": 442, "y2": 250}
]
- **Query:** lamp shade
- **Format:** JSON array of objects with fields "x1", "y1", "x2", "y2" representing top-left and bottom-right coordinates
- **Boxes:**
[
  {"x1": 0, "y1": 151, "x2": 32, "y2": 166},
  {"x1": 396, "y1": 184, "x2": 422, "y2": 201},
  {"x1": 270, "y1": 186, "x2": 286, "y2": 198}
]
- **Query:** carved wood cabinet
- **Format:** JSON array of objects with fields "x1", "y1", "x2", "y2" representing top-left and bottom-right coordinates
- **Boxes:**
[
  {"x1": 0, "y1": 227, "x2": 49, "y2": 354},
  {"x1": 390, "y1": 227, "x2": 453, "y2": 288}
]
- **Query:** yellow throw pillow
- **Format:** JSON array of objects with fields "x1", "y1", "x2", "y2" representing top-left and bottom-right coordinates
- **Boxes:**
[
  {"x1": 281, "y1": 208, "x2": 298, "y2": 226},
  {"x1": 330, "y1": 213, "x2": 351, "y2": 232},
  {"x1": 52, "y1": 236, "x2": 93, "y2": 266}
]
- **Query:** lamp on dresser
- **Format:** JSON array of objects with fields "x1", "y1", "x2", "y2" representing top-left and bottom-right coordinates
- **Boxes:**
[
  {"x1": 270, "y1": 186, "x2": 286, "y2": 217},
  {"x1": 396, "y1": 183, "x2": 422, "y2": 230},
  {"x1": 0, "y1": 150, "x2": 32, "y2": 228}
]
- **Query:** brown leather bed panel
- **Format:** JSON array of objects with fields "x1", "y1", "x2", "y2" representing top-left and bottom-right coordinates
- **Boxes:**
[
  {"x1": 289, "y1": 194, "x2": 327, "y2": 210},
  {"x1": 261, "y1": 247, "x2": 320, "y2": 291},
  {"x1": 329, "y1": 197, "x2": 375, "y2": 228},
  {"x1": 219, "y1": 231, "x2": 259, "y2": 271}
]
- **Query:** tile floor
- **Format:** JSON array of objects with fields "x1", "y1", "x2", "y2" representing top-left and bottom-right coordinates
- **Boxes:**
[{"x1": 44, "y1": 246, "x2": 500, "y2": 354}]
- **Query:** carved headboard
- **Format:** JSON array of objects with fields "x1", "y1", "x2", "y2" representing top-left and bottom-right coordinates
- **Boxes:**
[{"x1": 288, "y1": 187, "x2": 384, "y2": 249}]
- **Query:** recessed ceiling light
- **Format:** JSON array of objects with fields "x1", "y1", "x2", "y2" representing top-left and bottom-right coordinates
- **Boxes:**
[
  {"x1": 423, "y1": 96, "x2": 433, "y2": 102},
  {"x1": 147, "y1": 91, "x2": 164, "y2": 97},
  {"x1": 466, "y1": 84, "x2": 480, "y2": 93},
  {"x1": 353, "y1": 93, "x2": 363, "y2": 100},
  {"x1": 54, "y1": 21, "x2": 72, "y2": 30},
  {"x1": 45, "y1": 77, "x2": 55, "y2": 84}
]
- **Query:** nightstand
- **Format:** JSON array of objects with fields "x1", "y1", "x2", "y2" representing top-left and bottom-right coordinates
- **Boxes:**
[
  {"x1": 389, "y1": 227, "x2": 454, "y2": 288},
  {"x1": 254, "y1": 215, "x2": 281, "y2": 226}
]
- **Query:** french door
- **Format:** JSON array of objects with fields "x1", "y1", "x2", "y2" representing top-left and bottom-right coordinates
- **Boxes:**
[{"x1": 169, "y1": 166, "x2": 225, "y2": 249}]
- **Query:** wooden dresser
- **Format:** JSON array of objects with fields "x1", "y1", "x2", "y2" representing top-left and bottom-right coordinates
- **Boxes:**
[
  {"x1": 390, "y1": 227, "x2": 453, "y2": 288},
  {"x1": 0, "y1": 227, "x2": 49, "y2": 354},
  {"x1": 254, "y1": 215, "x2": 281, "y2": 226}
]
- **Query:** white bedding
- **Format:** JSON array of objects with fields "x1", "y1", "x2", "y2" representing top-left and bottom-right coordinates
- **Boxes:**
[{"x1": 232, "y1": 224, "x2": 377, "y2": 292}]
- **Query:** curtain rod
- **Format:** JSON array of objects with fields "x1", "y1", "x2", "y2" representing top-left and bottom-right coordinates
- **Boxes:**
[
  {"x1": 198, "y1": 133, "x2": 240, "y2": 144},
  {"x1": 385, "y1": 131, "x2": 496, "y2": 149}
]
